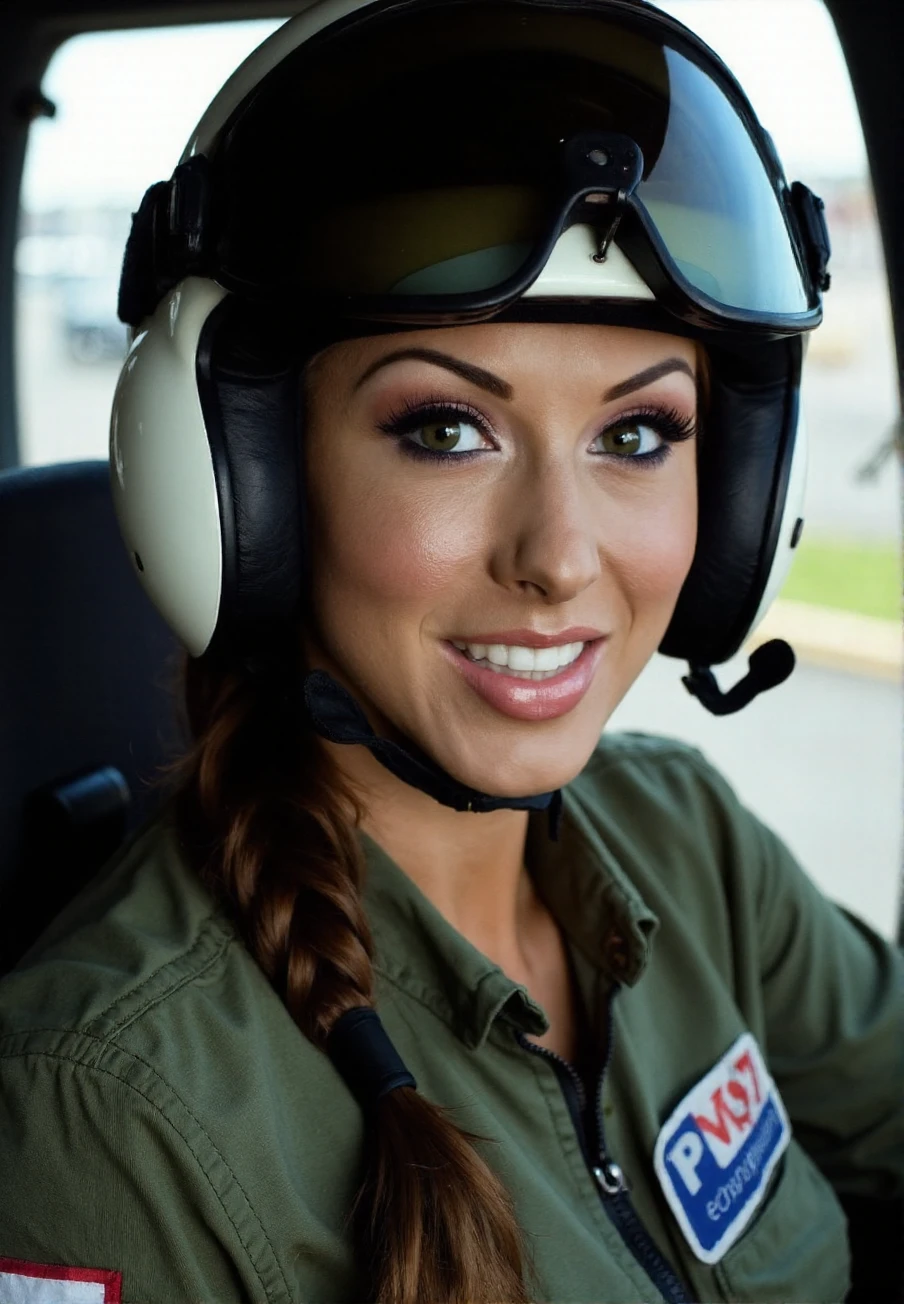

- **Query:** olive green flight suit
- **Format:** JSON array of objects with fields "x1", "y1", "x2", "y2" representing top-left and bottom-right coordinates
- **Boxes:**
[{"x1": 0, "y1": 734, "x2": 901, "y2": 1303}]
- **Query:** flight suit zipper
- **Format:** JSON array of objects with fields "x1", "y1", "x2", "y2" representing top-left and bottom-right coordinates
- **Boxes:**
[{"x1": 517, "y1": 991, "x2": 694, "y2": 1304}]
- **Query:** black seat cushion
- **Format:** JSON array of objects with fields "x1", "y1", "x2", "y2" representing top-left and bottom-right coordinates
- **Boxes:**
[{"x1": 0, "y1": 460, "x2": 178, "y2": 969}]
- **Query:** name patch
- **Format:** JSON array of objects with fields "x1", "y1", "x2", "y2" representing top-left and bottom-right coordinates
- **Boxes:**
[{"x1": 653, "y1": 1032, "x2": 790, "y2": 1264}]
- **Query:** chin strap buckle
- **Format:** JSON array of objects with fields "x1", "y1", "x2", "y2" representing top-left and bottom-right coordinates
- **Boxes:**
[{"x1": 682, "y1": 640, "x2": 796, "y2": 716}]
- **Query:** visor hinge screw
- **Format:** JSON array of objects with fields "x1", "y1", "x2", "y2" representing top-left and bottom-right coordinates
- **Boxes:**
[{"x1": 592, "y1": 190, "x2": 628, "y2": 264}]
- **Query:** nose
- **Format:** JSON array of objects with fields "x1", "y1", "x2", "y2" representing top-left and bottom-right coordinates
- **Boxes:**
[{"x1": 490, "y1": 460, "x2": 602, "y2": 603}]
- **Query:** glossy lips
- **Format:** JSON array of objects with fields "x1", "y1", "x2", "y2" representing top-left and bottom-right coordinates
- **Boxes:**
[{"x1": 442, "y1": 632, "x2": 606, "y2": 720}]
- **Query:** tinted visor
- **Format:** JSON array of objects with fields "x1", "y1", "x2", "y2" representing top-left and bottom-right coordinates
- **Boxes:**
[{"x1": 209, "y1": 0, "x2": 813, "y2": 323}]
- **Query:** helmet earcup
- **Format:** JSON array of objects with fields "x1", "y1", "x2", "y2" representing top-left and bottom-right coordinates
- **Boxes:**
[
  {"x1": 110, "y1": 278, "x2": 226, "y2": 655},
  {"x1": 660, "y1": 337, "x2": 804, "y2": 665},
  {"x1": 110, "y1": 277, "x2": 305, "y2": 656}
]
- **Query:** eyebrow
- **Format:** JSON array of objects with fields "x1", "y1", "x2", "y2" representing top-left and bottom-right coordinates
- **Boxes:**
[
  {"x1": 353, "y1": 348, "x2": 695, "y2": 405},
  {"x1": 353, "y1": 348, "x2": 514, "y2": 400},
  {"x1": 603, "y1": 357, "x2": 696, "y2": 401}
]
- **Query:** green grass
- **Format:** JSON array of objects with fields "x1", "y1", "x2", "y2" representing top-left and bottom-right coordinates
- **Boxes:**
[{"x1": 780, "y1": 537, "x2": 902, "y2": 622}]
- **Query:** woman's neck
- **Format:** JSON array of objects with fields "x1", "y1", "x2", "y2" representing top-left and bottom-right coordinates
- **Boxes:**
[
  {"x1": 328, "y1": 738, "x2": 579, "y2": 1060},
  {"x1": 349, "y1": 743, "x2": 531, "y2": 958}
]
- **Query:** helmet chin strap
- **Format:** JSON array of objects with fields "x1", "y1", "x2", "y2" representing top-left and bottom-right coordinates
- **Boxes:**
[{"x1": 302, "y1": 670, "x2": 563, "y2": 840}]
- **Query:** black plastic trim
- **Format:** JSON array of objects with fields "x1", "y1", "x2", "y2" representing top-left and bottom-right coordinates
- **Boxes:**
[
  {"x1": 210, "y1": 194, "x2": 823, "y2": 338},
  {"x1": 195, "y1": 296, "x2": 239, "y2": 637}
]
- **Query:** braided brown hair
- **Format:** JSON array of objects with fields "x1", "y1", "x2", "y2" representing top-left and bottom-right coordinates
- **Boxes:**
[{"x1": 173, "y1": 643, "x2": 529, "y2": 1303}]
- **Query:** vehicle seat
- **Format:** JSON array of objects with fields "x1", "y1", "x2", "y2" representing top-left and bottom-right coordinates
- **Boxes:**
[{"x1": 0, "y1": 460, "x2": 178, "y2": 973}]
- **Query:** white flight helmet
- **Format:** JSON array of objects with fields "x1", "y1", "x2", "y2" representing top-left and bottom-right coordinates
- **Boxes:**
[{"x1": 110, "y1": 0, "x2": 826, "y2": 713}]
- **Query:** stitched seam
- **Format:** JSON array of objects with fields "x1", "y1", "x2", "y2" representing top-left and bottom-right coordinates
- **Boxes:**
[
  {"x1": 523, "y1": 1047, "x2": 595, "y2": 1212},
  {"x1": 95, "y1": 929, "x2": 233, "y2": 1038},
  {"x1": 522, "y1": 1049, "x2": 659, "y2": 1297},
  {"x1": 586, "y1": 738, "x2": 703, "y2": 772},
  {"x1": 374, "y1": 964, "x2": 458, "y2": 1028},
  {"x1": 0, "y1": 1026, "x2": 115, "y2": 1057},
  {"x1": 374, "y1": 963, "x2": 527, "y2": 1050},
  {"x1": 1, "y1": 1049, "x2": 291, "y2": 1304},
  {"x1": 675, "y1": 751, "x2": 742, "y2": 796},
  {"x1": 576, "y1": 744, "x2": 714, "y2": 797},
  {"x1": 104, "y1": 933, "x2": 234, "y2": 1037}
]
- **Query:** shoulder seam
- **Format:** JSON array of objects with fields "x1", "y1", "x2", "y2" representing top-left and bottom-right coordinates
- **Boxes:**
[
  {"x1": 0, "y1": 1045, "x2": 291, "y2": 1303},
  {"x1": 572, "y1": 740, "x2": 735, "y2": 829},
  {"x1": 578, "y1": 735, "x2": 733, "y2": 789},
  {"x1": 88, "y1": 922, "x2": 234, "y2": 1041}
]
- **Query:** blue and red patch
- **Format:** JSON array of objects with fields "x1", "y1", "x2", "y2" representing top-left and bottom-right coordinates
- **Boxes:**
[{"x1": 653, "y1": 1032, "x2": 790, "y2": 1263}]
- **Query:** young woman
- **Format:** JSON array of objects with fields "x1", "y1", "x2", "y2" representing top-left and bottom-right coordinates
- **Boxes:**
[{"x1": 1, "y1": 2, "x2": 901, "y2": 1303}]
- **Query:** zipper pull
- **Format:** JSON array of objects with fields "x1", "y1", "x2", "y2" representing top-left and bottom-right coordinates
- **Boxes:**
[{"x1": 592, "y1": 1160, "x2": 628, "y2": 1196}]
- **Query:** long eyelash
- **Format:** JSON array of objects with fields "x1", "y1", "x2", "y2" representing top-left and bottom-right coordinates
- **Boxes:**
[
  {"x1": 377, "y1": 395, "x2": 493, "y2": 463},
  {"x1": 616, "y1": 404, "x2": 698, "y2": 444},
  {"x1": 601, "y1": 404, "x2": 698, "y2": 468}
]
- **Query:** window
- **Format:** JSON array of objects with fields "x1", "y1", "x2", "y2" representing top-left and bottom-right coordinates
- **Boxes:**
[{"x1": 15, "y1": 20, "x2": 283, "y2": 466}]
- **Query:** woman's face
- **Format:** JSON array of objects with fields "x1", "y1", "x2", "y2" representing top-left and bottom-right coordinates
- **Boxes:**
[{"x1": 303, "y1": 322, "x2": 698, "y2": 797}]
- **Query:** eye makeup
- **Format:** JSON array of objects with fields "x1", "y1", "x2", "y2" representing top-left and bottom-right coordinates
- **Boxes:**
[
  {"x1": 375, "y1": 395, "x2": 696, "y2": 466},
  {"x1": 376, "y1": 394, "x2": 496, "y2": 463},
  {"x1": 592, "y1": 405, "x2": 697, "y2": 469}
]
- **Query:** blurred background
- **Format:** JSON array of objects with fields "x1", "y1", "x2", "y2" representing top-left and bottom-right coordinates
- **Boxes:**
[{"x1": 13, "y1": 1, "x2": 902, "y2": 936}]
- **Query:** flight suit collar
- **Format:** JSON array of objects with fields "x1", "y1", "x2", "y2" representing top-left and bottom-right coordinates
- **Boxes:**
[{"x1": 362, "y1": 783, "x2": 659, "y2": 1051}]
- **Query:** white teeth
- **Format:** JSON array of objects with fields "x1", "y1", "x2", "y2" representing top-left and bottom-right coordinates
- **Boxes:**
[
  {"x1": 532, "y1": 646, "x2": 560, "y2": 671},
  {"x1": 507, "y1": 645, "x2": 536, "y2": 671},
  {"x1": 451, "y1": 639, "x2": 587, "y2": 677}
]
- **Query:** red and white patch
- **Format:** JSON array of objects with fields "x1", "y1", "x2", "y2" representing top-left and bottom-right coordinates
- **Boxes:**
[{"x1": 0, "y1": 1259, "x2": 121, "y2": 1304}]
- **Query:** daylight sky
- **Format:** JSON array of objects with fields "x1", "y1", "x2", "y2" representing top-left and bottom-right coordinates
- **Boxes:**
[{"x1": 21, "y1": 0, "x2": 868, "y2": 212}]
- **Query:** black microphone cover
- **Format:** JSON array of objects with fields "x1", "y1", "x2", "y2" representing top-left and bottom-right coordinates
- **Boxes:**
[
  {"x1": 748, "y1": 639, "x2": 796, "y2": 689},
  {"x1": 683, "y1": 639, "x2": 796, "y2": 716}
]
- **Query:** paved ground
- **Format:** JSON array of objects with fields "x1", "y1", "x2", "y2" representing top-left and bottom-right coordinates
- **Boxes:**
[
  {"x1": 801, "y1": 274, "x2": 901, "y2": 541},
  {"x1": 609, "y1": 651, "x2": 902, "y2": 940}
]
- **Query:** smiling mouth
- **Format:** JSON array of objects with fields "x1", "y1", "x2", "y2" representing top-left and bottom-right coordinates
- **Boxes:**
[{"x1": 450, "y1": 639, "x2": 592, "y2": 680}]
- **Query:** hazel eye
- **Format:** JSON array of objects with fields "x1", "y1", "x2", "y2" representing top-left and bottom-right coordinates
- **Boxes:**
[
  {"x1": 378, "y1": 401, "x2": 496, "y2": 462},
  {"x1": 595, "y1": 420, "x2": 664, "y2": 457},
  {"x1": 421, "y1": 420, "x2": 463, "y2": 452},
  {"x1": 413, "y1": 419, "x2": 487, "y2": 453}
]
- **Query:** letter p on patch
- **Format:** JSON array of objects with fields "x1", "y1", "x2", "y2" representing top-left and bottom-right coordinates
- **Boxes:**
[{"x1": 668, "y1": 1130, "x2": 705, "y2": 1195}]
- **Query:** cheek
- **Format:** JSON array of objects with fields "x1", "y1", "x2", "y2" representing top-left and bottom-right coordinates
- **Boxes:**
[
  {"x1": 309, "y1": 465, "x2": 489, "y2": 612},
  {"x1": 604, "y1": 465, "x2": 698, "y2": 609}
]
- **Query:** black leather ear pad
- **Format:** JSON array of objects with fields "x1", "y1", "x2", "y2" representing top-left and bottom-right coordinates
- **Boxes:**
[
  {"x1": 660, "y1": 337, "x2": 802, "y2": 666},
  {"x1": 196, "y1": 299, "x2": 307, "y2": 652}
]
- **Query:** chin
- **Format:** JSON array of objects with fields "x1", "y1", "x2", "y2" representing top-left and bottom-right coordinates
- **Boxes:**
[{"x1": 435, "y1": 728, "x2": 602, "y2": 799}]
